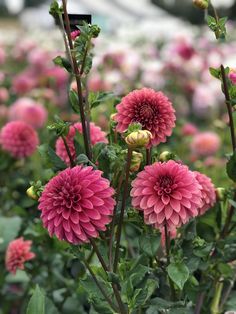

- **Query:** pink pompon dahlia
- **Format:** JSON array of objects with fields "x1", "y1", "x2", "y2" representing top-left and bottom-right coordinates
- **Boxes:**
[
  {"x1": 56, "y1": 122, "x2": 108, "y2": 165},
  {"x1": 191, "y1": 132, "x2": 221, "y2": 157},
  {"x1": 71, "y1": 30, "x2": 81, "y2": 41},
  {"x1": 5, "y1": 237, "x2": 35, "y2": 274},
  {"x1": 38, "y1": 166, "x2": 115, "y2": 244},
  {"x1": 194, "y1": 171, "x2": 216, "y2": 215},
  {"x1": 115, "y1": 88, "x2": 176, "y2": 147},
  {"x1": 131, "y1": 160, "x2": 202, "y2": 229},
  {"x1": 9, "y1": 98, "x2": 48, "y2": 128},
  {"x1": 0, "y1": 121, "x2": 39, "y2": 158}
]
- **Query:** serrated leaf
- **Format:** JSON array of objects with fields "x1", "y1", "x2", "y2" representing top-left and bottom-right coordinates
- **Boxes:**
[
  {"x1": 139, "y1": 234, "x2": 161, "y2": 257},
  {"x1": 167, "y1": 262, "x2": 189, "y2": 290},
  {"x1": 27, "y1": 285, "x2": 45, "y2": 314}
]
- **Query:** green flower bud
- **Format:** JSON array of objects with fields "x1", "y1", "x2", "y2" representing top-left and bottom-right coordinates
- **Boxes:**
[
  {"x1": 193, "y1": 0, "x2": 209, "y2": 9},
  {"x1": 90, "y1": 25, "x2": 101, "y2": 38},
  {"x1": 216, "y1": 187, "x2": 227, "y2": 201},
  {"x1": 130, "y1": 151, "x2": 143, "y2": 172},
  {"x1": 26, "y1": 186, "x2": 38, "y2": 200},
  {"x1": 159, "y1": 151, "x2": 175, "y2": 162},
  {"x1": 125, "y1": 130, "x2": 152, "y2": 148}
]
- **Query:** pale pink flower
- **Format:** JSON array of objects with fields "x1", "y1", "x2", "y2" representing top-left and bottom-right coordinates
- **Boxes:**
[
  {"x1": 181, "y1": 123, "x2": 198, "y2": 136},
  {"x1": 191, "y1": 132, "x2": 221, "y2": 157}
]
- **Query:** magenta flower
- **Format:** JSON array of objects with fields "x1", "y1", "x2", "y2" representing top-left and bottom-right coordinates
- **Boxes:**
[
  {"x1": 5, "y1": 238, "x2": 35, "y2": 274},
  {"x1": 56, "y1": 122, "x2": 108, "y2": 165},
  {"x1": 131, "y1": 160, "x2": 202, "y2": 229},
  {"x1": 115, "y1": 88, "x2": 176, "y2": 147},
  {"x1": 9, "y1": 98, "x2": 47, "y2": 129},
  {"x1": 0, "y1": 121, "x2": 39, "y2": 158},
  {"x1": 194, "y1": 171, "x2": 216, "y2": 215},
  {"x1": 71, "y1": 30, "x2": 81, "y2": 41},
  {"x1": 38, "y1": 166, "x2": 115, "y2": 244},
  {"x1": 191, "y1": 132, "x2": 221, "y2": 157}
]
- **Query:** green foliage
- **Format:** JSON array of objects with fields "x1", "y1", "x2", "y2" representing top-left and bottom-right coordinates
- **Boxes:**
[
  {"x1": 139, "y1": 233, "x2": 161, "y2": 257},
  {"x1": 167, "y1": 262, "x2": 189, "y2": 290},
  {"x1": 49, "y1": 0, "x2": 62, "y2": 18},
  {"x1": 53, "y1": 56, "x2": 72, "y2": 73},
  {"x1": 47, "y1": 115, "x2": 70, "y2": 136},
  {"x1": 206, "y1": 15, "x2": 227, "y2": 40},
  {"x1": 89, "y1": 92, "x2": 114, "y2": 109},
  {"x1": 38, "y1": 144, "x2": 67, "y2": 171},
  {"x1": 26, "y1": 285, "x2": 45, "y2": 314},
  {"x1": 0, "y1": 216, "x2": 22, "y2": 251},
  {"x1": 226, "y1": 151, "x2": 236, "y2": 182}
]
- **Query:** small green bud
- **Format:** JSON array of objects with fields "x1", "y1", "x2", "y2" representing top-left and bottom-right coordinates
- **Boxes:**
[
  {"x1": 216, "y1": 187, "x2": 227, "y2": 201},
  {"x1": 26, "y1": 186, "x2": 38, "y2": 200},
  {"x1": 90, "y1": 25, "x2": 101, "y2": 38},
  {"x1": 193, "y1": 0, "x2": 209, "y2": 9},
  {"x1": 159, "y1": 151, "x2": 175, "y2": 162}
]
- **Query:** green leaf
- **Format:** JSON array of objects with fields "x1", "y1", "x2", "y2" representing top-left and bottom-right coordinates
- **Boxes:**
[
  {"x1": 167, "y1": 262, "x2": 189, "y2": 290},
  {"x1": 53, "y1": 56, "x2": 72, "y2": 73},
  {"x1": 27, "y1": 285, "x2": 45, "y2": 314},
  {"x1": 209, "y1": 67, "x2": 221, "y2": 79},
  {"x1": 0, "y1": 216, "x2": 22, "y2": 251},
  {"x1": 139, "y1": 233, "x2": 161, "y2": 257},
  {"x1": 69, "y1": 90, "x2": 79, "y2": 113},
  {"x1": 49, "y1": 0, "x2": 62, "y2": 17},
  {"x1": 89, "y1": 92, "x2": 114, "y2": 109},
  {"x1": 38, "y1": 144, "x2": 67, "y2": 171},
  {"x1": 226, "y1": 151, "x2": 236, "y2": 182}
]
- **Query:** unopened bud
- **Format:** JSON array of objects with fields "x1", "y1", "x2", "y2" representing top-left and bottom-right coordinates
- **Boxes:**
[
  {"x1": 193, "y1": 0, "x2": 209, "y2": 9},
  {"x1": 130, "y1": 151, "x2": 143, "y2": 172},
  {"x1": 159, "y1": 151, "x2": 175, "y2": 162},
  {"x1": 91, "y1": 25, "x2": 100, "y2": 38},
  {"x1": 26, "y1": 186, "x2": 38, "y2": 200},
  {"x1": 110, "y1": 113, "x2": 117, "y2": 122},
  {"x1": 216, "y1": 187, "x2": 226, "y2": 201},
  {"x1": 125, "y1": 130, "x2": 152, "y2": 148}
]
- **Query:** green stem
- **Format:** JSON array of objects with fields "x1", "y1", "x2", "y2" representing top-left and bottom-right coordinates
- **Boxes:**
[
  {"x1": 210, "y1": 281, "x2": 223, "y2": 314},
  {"x1": 113, "y1": 148, "x2": 133, "y2": 273}
]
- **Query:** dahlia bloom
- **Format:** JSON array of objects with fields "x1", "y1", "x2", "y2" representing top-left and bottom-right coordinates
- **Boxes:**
[
  {"x1": 5, "y1": 238, "x2": 35, "y2": 274},
  {"x1": 12, "y1": 72, "x2": 37, "y2": 95},
  {"x1": 56, "y1": 122, "x2": 108, "y2": 165},
  {"x1": 9, "y1": 98, "x2": 47, "y2": 129},
  {"x1": 0, "y1": 87, "x2": 9, "y2": 102},
  {"x1": 191, "y1": 132, "x2": 221, "y2": 157},
  {"x1": 181, "y1": 123, "x2": 198, "y2": 136},
  {"x1": 194, "y1": 171, "x2": 216, "y2": 215},
  {"x1": 115, "y1": 88, "x2": 176, "y2": 147},
  {"x1": 38, "y1": 166, "x2": 115, "y2": 244},
  {"x1": 229, "y1": 69, "x2": 236, "y2": 85},
  {"x1": 131, "y1": 160, "x2": 202, "y2": 229},
  {"x1": 0, "y1": 121, "x2": 39, "y2": 158},
  {"x1": 71, "y1": 30, "x2": 81, "y2": 41}
]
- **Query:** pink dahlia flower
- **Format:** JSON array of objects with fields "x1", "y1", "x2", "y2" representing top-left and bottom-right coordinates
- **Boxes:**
[
  {"x1": 191, "y1": 132, "x2": 221, "y2": 157},
  {"x1": 229, "y1": 69, "x2": 236, "y2": 85},
  {"x1": 194, "y1": 171, "x2": 216, "y2": 215},
  {"x1": 9, "y1": 98, "x2": 47, "y2": 128},
  {"x1": 0, "y1": 121, "x2": 39, "y2": 158},
  {"x1": 5, "y1": 237, "x2": 35, "y2": 274},
  {"x1": 131, "y1": 160, "x2": 202, "y2": 229},
  {"x1": 12, "y1": 72, "x2": 37, "y2": 95},
  {"x1": 38, "y1": 166, "x2": 115, "y2": 244},
  {"x1": 181, "y1": 123, "x2": 198, "y2": 136},
  {"x1": 56, "y1": 122, "x2": 108, "y2": 165},
  {"x1": 0, "y1": 87, "x2": 9, "y2": 102},
  {"x1": 71, "y1": 30, "x2": 81, "y2": 41},
  {"x1": 115, "y1": 88, "x2": 176, "y2": 147}
]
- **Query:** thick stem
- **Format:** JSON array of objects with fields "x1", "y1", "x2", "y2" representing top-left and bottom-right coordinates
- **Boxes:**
[
  {"x1": 109, "y1": 171, "x2": 124, "y2": 271},
  {"x1": 113, "y1": 148, "x2": 133, "y2": 273},
  {"x1": 61, "y1": 134, "x2": 75, "y2": 168},
  {"x1": 220, "y1": 65, "x2": 236, "y2": 237},
  {"x1": 61, "y1": 0, "x2": 92, "y2": 160},
  {"x1": 210, "y1": 281, "x2": 223, "y2": 314},
  {"x1": 83, "y1": 259, "x2": 119, "y2": 312}
]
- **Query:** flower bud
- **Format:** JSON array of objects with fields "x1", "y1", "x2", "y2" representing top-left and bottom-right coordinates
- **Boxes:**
[
  {"x1": 90, "y1": 25, "x2": 101, "y2": 38},
  {"x1": 130, "y1": 151, "x2": 143, "y2": 172},
  {"x1": 159, "y1": 151, "x2": 175, "y2": 162},
  {"x1": 193, "y1": 0, "x2": 209, "y2": 9},
  {"x1": 216, "y1": 187, "x2": 226, "y2": 201},
  {"x1": 125, "y1": 130, "x2": 152, "y2": 148},
  {"x1": 26, "y1": 186, "x2": 38, "y2": 200},
  {"x1": 110, "y1": 113, "x2": 117, "y2": 122}
]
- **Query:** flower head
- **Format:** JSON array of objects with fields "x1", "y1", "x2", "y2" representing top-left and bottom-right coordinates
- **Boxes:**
[
  {"x1": 115, "y1": 88, "x2": 175, "y2": 147},
  {"x1": 5, "y1": 237, "x2": 35, "y2": 274},
  {"x1": 71, "y1": 30, "x2": 81, "y2": 41},
  {"x1": 38, "y1": 166, "x2": 115, "y2": 244},
  {"x1": 191, "y1": 132, "x2": 221, "y2": 157},
  {"x1": 194, "y1": 171, "x2": 216, "y2": 215},
  {"x1": 0, "y1": 121, "x2": 39, "y2": 158},
  {"x1": 56, "y1": 122, "x2": 108, "y2": 165},
  {"x1": 9, "y1": 98, "x2": 47, "y2": 128},
  {"x1": 181, "y1": 123, "x2": 198, "y2": 136},
  {"x1": 131, "y1": 160, "x2": 201, "y2": 229},
  {"x1": 125, "y1": 130, "x2": 152, "y2": 148}
]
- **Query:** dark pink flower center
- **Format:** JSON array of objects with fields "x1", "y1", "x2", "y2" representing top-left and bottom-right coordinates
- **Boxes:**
[
  {"x1": 56, "y1": 184, "x2": 82, "y2": 210},
  {"x1": 154, "y1": 175, "x2": 174, "y2": 195},
  {"x1": 133, "y1": 102, "x2": 158, "y2": 129}
]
